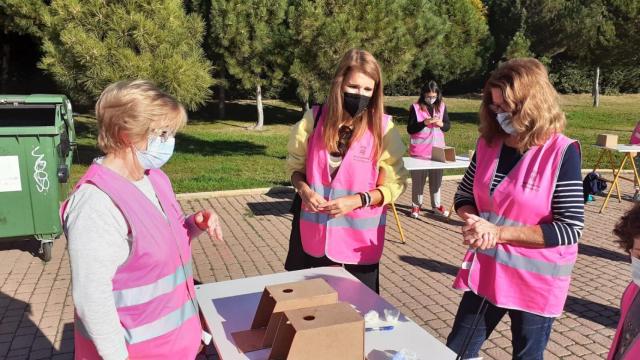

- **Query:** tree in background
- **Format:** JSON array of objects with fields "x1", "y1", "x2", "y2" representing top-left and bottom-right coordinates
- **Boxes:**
[
  {"x1": 208, "y1": 0, "x2": 289, "y2": 130},
  {"x1": 0, "y1": 0, "x2": 48, "y2": 91},
  {"x1": 39, "y1": 0, "x2": 213, "y2": 110},
  {"x1": 287, "y1": 0, "x2": 445, "y2": 107}
]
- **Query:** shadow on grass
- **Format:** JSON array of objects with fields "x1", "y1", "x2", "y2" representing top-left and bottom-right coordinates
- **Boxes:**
[
  {"x1": 190, "y1": 101, "x2": 303, "y2": 125},
  {"x1": 398, "y1": 255, "x2": 459, "y2": 276},
  {"x1": 384, "y1": 105, "x2": 479, "y2": 126},
  {"x1": 175, "y1": 133, "x2": 267, "y2": 156}
]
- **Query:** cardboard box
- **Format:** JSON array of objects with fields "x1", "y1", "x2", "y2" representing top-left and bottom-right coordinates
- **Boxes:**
[
  {"x1": 431, "y1": 146, "x2": 457, "y2": 162},
  {"x1": 269, "y1": 302, "x2": 364, "y2": 360},
  {"x1": 597, "y1": 134, "x2": 618, "y2": 148},
  {"x1": 232, "y1": 278, "x2": 339, "y2": 353}
]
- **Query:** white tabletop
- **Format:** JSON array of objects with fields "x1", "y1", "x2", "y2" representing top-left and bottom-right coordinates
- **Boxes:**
[
  {"x1": 195, "y1": 267, "x2": 456, "y2": 360},
  {"x1": 592, "y1": 144, "x2": 640, "y2": 153},
  {"x1": 403, "y1": 156, "x2": 471, "y2": 171}
]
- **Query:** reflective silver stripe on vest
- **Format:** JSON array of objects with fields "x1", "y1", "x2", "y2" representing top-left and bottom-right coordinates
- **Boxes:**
[
  {"x1": 124, "y1": 299, "x2": 198, "y2": 344},
  {"x1": 479, "y1": 212, "x2": 526, "y2": 227},
  {"x1": 308, "y1": 183, "x2": 357, "y2": 199},
  {"x1": 113, "y1": 261, "x2": 193, "y2": 308},
  {"x1": 477, "y1": 247, "x2": 574, "y2": 277},
  {"x1": 301, "y1": 210, "x2": 386, "y2": 229}
]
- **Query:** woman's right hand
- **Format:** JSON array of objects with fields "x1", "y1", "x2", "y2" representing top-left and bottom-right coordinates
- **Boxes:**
[{"x1": 299, "y1": 187, "x2": 327, "y2": 213}]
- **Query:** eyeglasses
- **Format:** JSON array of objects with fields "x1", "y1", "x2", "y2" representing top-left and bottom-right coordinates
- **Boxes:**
[
  {"x1": 330, "y1": 125, "x2": 353, "y2": 157},
  {"x1": 150, "y1": 128, "x2": 175, "y2": 143}
]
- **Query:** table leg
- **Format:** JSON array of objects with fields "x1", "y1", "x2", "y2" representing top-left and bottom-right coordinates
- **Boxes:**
[
  {"x1": 447, "y1": 202, "x2": 455, "y2": 220},
  {"x1": 606, "y1": 150, "x2": 623, "y2": 202},
  {"x1": 592, "y1": 148, "x2": 606, "y2": 172},
  {"x1": 390, "y1": 202, "x2": 406, "y2": 244},
  {"x1": 630, "y1": 153, "x2": 640, "y2": 192},
  {"x1": 600, "y1": 155, "x2": 628, "y2": 213}
]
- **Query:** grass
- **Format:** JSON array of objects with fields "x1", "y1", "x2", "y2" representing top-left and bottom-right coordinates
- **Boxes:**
[{"x1": 70, "y1": 94, "x2": 640, "y2": 194}]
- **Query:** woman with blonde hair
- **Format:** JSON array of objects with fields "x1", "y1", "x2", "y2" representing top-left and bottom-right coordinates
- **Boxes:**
[
  {"x1": 285, "y1": 49, "x2": 408, "y2": 293},
  {"x1": 447, "y1": 58, "x2": 584, "y2": 359},
  {"x1": 62, "y1": 80, "x2": 222, "y2": 359}
]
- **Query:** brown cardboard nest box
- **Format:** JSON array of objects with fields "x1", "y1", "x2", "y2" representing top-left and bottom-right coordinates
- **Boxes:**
[
  {"x1": 269, "y1": 302, "x2": 364, "y2": 360},
  {"x1": 431, "y1": 146, "x2": 457, "y2": 162},
  {"x1": 232, "y1": 278, "x2": 339, "y2": 353},
  {"x1": 596, "y1": 134, "x2": 618, "y2": 148}
]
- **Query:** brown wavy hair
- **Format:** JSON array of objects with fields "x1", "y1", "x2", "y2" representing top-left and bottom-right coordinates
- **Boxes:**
[
  {"x1": 479, "y1": 58, "x2": 566, "y2": 152},
  {"x1": 613, "y1": 203, "x2": 640, "y2": 253},
  {"x1": 323, "y1": 49, "x2": 385, "y2": 160}
]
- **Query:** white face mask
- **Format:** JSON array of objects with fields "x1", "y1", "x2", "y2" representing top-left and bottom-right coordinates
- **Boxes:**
[
  {"x1": 428, "y1": 97, "x2": 437, "y2": 105},
  {"x1": 496, "y1": 112, "x2": 517, "y2": 135},
  {"x1": 632, "y1": 257, "x2": 640, "y2": 287},
  {"x1": 135, "y1": 136, "x2": 175, "y2": 169}
]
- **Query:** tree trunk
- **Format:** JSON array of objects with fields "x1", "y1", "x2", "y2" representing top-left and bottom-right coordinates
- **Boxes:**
[
  {"x1": 593, "y1": 66, "x2": 600, "y2": 107},
  {"x1": 254, "y1": 84, "x2": 264, "y2": 130},
  {"x1": 218, "y1": 69, "x2": 226, "y2": 119},
  {"x1": 1, "y1": 42, "x2": 9, "y2": 93}
]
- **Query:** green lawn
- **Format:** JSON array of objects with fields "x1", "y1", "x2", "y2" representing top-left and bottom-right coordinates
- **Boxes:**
[{"x1": 70, "y1": 94, "x2": 640, "y2": 194}]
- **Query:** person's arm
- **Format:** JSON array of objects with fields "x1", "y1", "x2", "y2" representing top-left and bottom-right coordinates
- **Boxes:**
[
  {"x1": 455, "y1": 152, "x2": 478, "y2": 219},
  {"x1": 64, "y1": 185, "x2": 130, "y2": 360},
  {"x1": 406, "y1": 106, "x2": 426, "y2": 135},
  {"x1": 286, "y1": 109, "x2": 314, "y2": 177},
  {"x1": 441, "y1": 105, "x2": 451, "y2": 132},
  {"x1": 465, "y1": 144, "x2": 584, "y2": 248}
]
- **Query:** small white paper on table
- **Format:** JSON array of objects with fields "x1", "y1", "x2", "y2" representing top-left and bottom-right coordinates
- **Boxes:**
[{"x1": 0, "y1": 156, "x2": 22, "y2": 192}]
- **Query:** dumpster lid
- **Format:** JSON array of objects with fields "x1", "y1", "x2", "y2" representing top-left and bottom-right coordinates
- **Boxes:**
[{"x1": 0, "y1": 94, "x2": 69, "y2": 105}]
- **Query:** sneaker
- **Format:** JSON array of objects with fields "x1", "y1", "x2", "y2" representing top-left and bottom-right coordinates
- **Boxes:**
[
  {"x1": 432, "y1": 205, "x2": 450, "y2": 217},
  {"x1": 410, "y1": 205, "x2": 420, "y2": 219}
]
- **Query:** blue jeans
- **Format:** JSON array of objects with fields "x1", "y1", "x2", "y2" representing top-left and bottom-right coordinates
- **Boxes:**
[{"x1": 446, "y1": 292, "x2": 555, "y2": 360}]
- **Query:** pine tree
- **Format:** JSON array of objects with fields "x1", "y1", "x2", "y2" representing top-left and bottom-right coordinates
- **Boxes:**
[
  {"x1": 208, "y1": 0, "x2": 289, "y2": 130},
  {"x1": 38, "y1": 0, "x2": 214, "y2": 110}
]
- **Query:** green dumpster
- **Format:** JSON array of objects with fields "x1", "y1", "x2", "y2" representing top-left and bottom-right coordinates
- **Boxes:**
[{"x1": 0, "y1": 95, "x2": 75, "y2": 261}]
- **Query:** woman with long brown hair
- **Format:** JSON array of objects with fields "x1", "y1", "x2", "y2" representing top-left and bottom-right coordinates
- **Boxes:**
[
  {"x1": 285, "y1": 49, "x2": 408, "y2": 293},
  {"x1": 447, "y1": 58, "x2": 584, "y2": 359}
]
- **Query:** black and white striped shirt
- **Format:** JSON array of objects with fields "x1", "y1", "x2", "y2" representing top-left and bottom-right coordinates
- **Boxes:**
[{"x1": 455, "y1": 144, "x2": 584, "y2": 247}]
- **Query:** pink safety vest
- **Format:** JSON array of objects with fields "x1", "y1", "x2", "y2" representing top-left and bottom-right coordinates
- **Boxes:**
[
  {"x1": 408, "y1": 102, "x2": 446, "y2": 159},
  {"x1": 608, "y1": 283, "x2": 640, "y2": 360},
  {"x1": 452, "y1": 134, "x2": 579, "y2": 317},
  {"x1": 61, "y1": 164, "x2": 202, "y2": 359},
  {"x1": 299, "y1": 106, "x2": 389, "y2": 265},
  {"x1": 630, "y1": 121, "x2": 640, "y2": 145}
]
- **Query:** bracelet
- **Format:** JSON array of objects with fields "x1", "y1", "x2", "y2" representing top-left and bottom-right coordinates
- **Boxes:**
[
  {"x1": 364, "y1": 191, "x2": 371, "y2": 207},
  {"x1": 359, "y1": 192, "x2": 367, "y2": 207}
]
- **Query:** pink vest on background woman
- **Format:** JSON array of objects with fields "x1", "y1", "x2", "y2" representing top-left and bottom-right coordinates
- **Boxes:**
[
  {"x1": 299, "y1": 106, "x2": 389, "y2": 265},
  {"x1": 408, "y1": 102, "x2": 446, "y2": 159},
  {"x1": 608, "y1": 283, "x2": 640, "y2": 360},
  {"x1": 452, "y1": 134, "x2": 580, "y2": 317},
  {"x1": 61, "y1": 164, "x2": 202, "y2": 359},
  {"x1": 630, "y1": 121, "x2": 640, "y2": 145}
]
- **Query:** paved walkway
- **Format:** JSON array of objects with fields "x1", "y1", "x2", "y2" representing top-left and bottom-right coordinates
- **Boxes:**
[{"x1": 0, "y1": 180, "x2": 637, "y2": 359}]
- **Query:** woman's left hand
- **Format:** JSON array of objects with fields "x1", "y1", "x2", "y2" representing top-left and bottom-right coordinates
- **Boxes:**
[
  {"x1": 194, "y1": 210, "x2": 224, "y2": 241},
  {"x1": 462, "y1": 214, "x2": 501, "y2": 250},
  {"x1": 429, "y1": 118, "x2": 444, "y2": 127},
  {"x1": 317, "y1": 195, "x2": 361, "y2": 218}
]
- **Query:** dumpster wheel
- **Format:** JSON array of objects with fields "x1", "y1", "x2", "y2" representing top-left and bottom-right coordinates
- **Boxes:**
[{"x1": 41, "y1": 242, "x2": 53, "y2": 262}]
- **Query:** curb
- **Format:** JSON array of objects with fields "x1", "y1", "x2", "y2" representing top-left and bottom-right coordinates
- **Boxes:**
[{"x1": 176, "y1": 169, "x2": 637, "y2": 199}]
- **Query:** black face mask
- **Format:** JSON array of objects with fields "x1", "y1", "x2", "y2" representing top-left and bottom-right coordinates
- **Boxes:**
[{"x1": 343, "y1": 92, "x2": 371, "y2": 118}]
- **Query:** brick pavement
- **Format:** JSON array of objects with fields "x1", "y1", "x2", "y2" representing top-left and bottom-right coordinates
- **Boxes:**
[{"x1": 0, "y1": 179, "x2": 637, "y2": 359}]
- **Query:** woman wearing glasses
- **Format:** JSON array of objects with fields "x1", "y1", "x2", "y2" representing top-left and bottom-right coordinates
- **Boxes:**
[
  {"x1": 407, "y1": 80, "x2": 451, "y2": 218},
  {"x1": 285, "y1": 49, "x2": 408, "y2": 293},
  {"x1": 62, "y1": 81, "x2": 222, "y2": 359},
  {"x1": 446, "y1": 58, "x2": 584, "y2": 359}
]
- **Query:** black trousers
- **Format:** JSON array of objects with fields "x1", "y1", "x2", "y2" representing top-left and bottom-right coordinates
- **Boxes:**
[{"x1": 284, "y1": 193, "x2": 380, "y2": 294}]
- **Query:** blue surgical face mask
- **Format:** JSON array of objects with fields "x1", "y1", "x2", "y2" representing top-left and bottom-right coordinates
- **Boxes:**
[
  {"x1": 135, "y1": 136, "x2": 175, "y2": 169},
  {"x1": 496, "y1": 112, "x2": 517, "y2": 135}
]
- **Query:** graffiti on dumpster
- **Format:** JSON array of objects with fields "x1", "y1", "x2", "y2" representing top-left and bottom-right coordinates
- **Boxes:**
[{"x1": 31, "y1": 146, "x2": 50, "y2": 193}]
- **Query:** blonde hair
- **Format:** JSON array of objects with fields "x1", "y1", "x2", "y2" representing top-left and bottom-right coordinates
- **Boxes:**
[
  {"x1": 479, "y1": 58, "x2": 566, "y2": 152},
  {"x1": 96, "y1": 80, "x2": 187, "y2": 154},
  {"x1": 323, "y1": 49, "x2": 385, "y2": 160}
]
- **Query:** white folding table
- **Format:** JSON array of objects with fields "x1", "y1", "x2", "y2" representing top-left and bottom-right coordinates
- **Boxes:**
[{"x1": 195, "y1": 266, "x2": 456, "y2": 360}]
